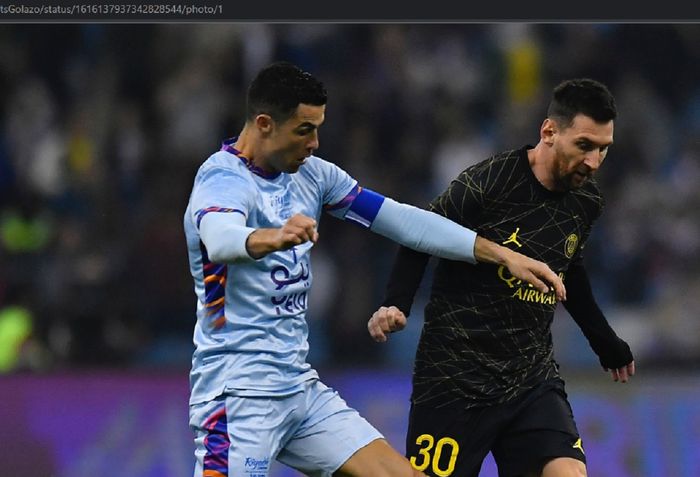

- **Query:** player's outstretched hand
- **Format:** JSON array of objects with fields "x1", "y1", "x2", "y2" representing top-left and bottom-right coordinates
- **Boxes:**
[
  {"x1": 503, "y1": 249, "x2": 566, "y2": 302},
  {"x1": 473, "y1": 237, "x2": 566, "y2": 301},
  {"x1": 368, "y1": 306, "x2": 407, "y2": 342},
  {"x1": 606, "y1": 360, "x2": 635, "y2": 383}
]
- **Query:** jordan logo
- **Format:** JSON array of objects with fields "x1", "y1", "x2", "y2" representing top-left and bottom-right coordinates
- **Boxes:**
[
  {"x1": 572, "y1": 438, "x2": 585, "y2": 454},
  {"x1": 503, "y1": 227, "x2": 522, "y2": 248}
]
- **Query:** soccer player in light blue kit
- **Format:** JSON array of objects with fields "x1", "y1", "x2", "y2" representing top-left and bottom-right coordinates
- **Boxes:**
[{"x1": 184, "y1": 62, "x2": 566, "y2": 477}]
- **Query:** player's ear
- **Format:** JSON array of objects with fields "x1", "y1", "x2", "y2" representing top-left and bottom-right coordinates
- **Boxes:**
[
  {"x1": 255, "y1": 114, "x2": 274, "y2": 134},
  {"x1": 541, "y1": 118, "x2": 556, "y2": 146}
]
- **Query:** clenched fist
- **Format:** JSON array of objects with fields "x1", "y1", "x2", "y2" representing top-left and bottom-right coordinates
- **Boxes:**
[
  {"x1": 246, "y1": 213, "x2": 319, "y2": 259},
  {"x1": 368, "y1": 306, "x2": 407, "y2": 342}
]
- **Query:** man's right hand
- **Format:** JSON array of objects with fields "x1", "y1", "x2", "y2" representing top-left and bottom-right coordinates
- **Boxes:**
[
  {"x1": 474, "y1": 236, "x2": 566, "y2": 301},
  {"x1": 501, "y1": 247, "x2": 567, "y2": 302},
  {"x1": 246, "y1": 214, "x2": 319, "y2": 259},
  {"x1": 368, "y1": 306, "x2": 407, "y2": 342}
]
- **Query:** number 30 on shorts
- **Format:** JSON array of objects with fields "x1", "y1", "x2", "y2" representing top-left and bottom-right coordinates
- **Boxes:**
[{"x1": 409, "y1": 434, "x2": 460, "y2": 477}]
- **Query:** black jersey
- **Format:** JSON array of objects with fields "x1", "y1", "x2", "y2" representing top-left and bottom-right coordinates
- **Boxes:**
[{"x1": 386, "y1": 146, "x2": 604, "y2": 408}]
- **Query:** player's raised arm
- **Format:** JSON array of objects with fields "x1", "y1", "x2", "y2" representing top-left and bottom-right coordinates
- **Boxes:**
[
  {"x1": 372, "y1": 196, "x2": 566, "y2": 299},
  {"x1": 199, "y1": 212, "x2": 318, "y2": 262},
  {"x1": 244, "y1": 214, "x2": 318, "y2": 259},
  {"x1": 327, "y1": 186, "x2": 565, "y2": 300}
]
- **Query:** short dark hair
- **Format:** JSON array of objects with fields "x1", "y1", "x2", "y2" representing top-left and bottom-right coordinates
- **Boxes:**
[
  {"x1": 246, "y1": 62, "x2": 327, "y2": 123},
  {"x1": 547, "y1": 78, "x2": 617, "y2": 128}
]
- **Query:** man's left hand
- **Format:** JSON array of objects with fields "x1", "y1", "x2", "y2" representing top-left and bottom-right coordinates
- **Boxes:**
[{"x1": 606, "y1": 360, "x2": 635, "y2": 383}]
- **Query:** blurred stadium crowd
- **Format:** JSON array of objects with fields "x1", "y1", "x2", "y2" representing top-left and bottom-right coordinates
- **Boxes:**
[{"x1": 1, "y1": 24, "x2": 699, "y2": 373}]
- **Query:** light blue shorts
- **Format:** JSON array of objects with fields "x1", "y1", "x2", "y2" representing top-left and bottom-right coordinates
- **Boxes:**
[{"x1": 189, "y1": 379, "x2": 383, "y2": 477}]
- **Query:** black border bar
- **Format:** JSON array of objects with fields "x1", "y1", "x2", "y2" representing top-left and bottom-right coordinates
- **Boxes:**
[{"x1": 1, "y1": 0, "x2": 698, "y2": 22}]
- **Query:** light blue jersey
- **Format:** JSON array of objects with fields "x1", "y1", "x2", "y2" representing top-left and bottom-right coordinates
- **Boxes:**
[
  {"x1": 185, "y1": 138, "x2": 479, "y2": 475},
  {"x1": 184, "y1": 140, "x2": 360, "y2": 405}
]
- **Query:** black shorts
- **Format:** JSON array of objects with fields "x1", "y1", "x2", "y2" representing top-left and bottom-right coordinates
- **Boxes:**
[{"x1": 405, "y1": 379, "x2": 585, "y2": 477}]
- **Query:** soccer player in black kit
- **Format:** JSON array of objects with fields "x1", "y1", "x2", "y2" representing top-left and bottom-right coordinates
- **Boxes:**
[{"x1": 367, "y1": 79, "x2": 635, "y2": 477}]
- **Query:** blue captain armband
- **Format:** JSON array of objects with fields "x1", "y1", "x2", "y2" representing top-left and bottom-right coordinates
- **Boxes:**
[
  {"x1": 345, "y1": 188, "x2": 385, "y2": 228},
  {"x1": 325, "y1": 185, "x2": 386, "y2": 228}
]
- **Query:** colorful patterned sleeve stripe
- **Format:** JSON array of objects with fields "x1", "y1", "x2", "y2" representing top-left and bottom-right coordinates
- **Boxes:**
[
  {"x1": 201, "y1": 250, "x2": 228, "y2": 330},
  {"x1": 195, "y1": 207, "x2": 246, "y2": 229}
]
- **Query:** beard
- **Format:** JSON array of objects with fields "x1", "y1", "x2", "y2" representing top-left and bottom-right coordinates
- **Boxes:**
[{"x1": 558, "y1": 170, "x2": 590, "y2": 191}]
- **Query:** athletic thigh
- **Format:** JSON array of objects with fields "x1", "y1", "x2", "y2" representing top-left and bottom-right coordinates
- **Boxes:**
[
  {"x1": 492, "y1": 383, "x2": 586, "y2": 477},
  {"x1": 406, "y1": 402, "x2": 503, "y2": 477},
  {"x1": 278, "y1": 380, "x2": 383, "y2": 477}
]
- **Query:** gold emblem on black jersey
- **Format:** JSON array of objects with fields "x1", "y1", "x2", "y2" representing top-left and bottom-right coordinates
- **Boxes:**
[
  {"x1": 565, "y1": 233, "x2": 578, "y2": 258},
  {"x1": 503, "y1": 227, "x2": 522, "y2": 248},
  {"x1": 572, "y1": 437, "x2": 585, "y2": 454}
]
